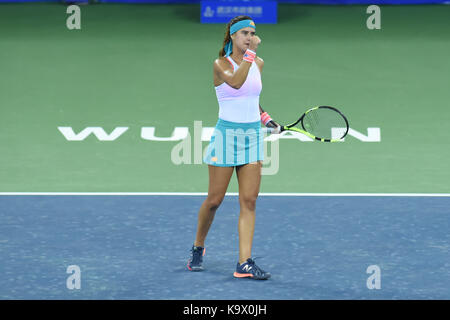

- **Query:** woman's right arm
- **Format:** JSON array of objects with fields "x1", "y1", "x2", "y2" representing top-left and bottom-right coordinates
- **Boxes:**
[
  {"x1": 214, "y1": 58, "x2": 251, "y2": 89},
  {"x1": 214, "y1": 36, "x2": 261, "y2": 89}
]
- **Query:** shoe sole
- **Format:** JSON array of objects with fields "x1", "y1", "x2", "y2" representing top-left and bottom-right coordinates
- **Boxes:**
[
  {"x1": 233, "y1": 272, "x2": 270, "y2": 280},
  {"x1": 187, "y1": 261, "x2": 204, "y2": 272}
]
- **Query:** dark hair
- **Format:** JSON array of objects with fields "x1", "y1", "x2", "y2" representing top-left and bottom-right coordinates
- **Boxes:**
[{"x1": 218, "y1": 15, "x2": 253, "y2": 57}]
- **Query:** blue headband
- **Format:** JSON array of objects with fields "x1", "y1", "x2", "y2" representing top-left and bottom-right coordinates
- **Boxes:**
[{"x1": 224, "y1": 19, "x2": 256, "y2": 57}]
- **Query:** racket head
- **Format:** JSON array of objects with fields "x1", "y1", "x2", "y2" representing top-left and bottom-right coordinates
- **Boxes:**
[{"x1": 286, "y1": 106, "x2": 349, "y2": 142}]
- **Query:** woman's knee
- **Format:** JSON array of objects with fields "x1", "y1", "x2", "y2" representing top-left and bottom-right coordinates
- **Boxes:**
[
  {"x1": 239, "y1": 194, "x2": 258, "y2": 212},
  {"x1": 205, "y1": 195, "x2": 224, "y2": 212}
]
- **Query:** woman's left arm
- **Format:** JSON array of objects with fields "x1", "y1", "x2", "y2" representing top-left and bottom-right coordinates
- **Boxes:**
[
  {"x1": 260, "y1": 104, "x2": 280, "y2": 130},
  {"x1": 257, "y1": 57, "x2": 281, "y2": 132}
]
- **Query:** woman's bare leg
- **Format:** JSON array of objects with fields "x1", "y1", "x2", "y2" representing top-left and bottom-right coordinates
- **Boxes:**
[
  {"x1": 194, "y1": 165, "x2": 234, "y2": 247},
  {"x1": 235, "y1": 161, "x2": 262, "y2": 264}
]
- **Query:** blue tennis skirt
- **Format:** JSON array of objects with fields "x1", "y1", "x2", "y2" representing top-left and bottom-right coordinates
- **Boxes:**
[{"x1": 203, "y1": 118, "x2": 264, "y2": 167}]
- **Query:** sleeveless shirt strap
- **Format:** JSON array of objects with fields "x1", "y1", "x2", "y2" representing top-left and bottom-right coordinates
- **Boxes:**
[{"x1": 224, "y1": 56, "x2": 235, "y2": 71}]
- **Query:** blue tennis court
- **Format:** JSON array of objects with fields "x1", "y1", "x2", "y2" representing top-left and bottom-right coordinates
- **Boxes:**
[{"x1": 1, "y1": 195, "x2": 448, "y2": 300}]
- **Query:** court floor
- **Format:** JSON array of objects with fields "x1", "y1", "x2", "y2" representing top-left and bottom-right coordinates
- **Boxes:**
[{"x1": 1, "y1": 194, "x2": 448, "y2": 299}]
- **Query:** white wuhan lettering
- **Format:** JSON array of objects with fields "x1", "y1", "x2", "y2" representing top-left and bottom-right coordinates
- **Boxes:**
[{"x1": 58, "y1": 126, "x2": 381, "y2": 142}]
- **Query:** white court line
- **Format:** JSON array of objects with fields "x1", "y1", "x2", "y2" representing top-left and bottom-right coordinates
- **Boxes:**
[{"x1": 0, "y1": 192, "x2": 449, "y2": 197}]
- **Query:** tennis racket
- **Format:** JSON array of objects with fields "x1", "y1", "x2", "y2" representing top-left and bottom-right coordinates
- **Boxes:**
[{"x1": 266, "y1": 106, "x2": 349, "y2": 142}]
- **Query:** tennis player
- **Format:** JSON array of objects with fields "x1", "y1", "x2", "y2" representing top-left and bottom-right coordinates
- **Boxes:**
[{"x1": 187, "y1": 16, "x2": 280, "y2": 280}]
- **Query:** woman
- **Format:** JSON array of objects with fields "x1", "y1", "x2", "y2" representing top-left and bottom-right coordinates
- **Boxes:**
[{"x1": 187, "y1": 16, "x2": 280, "y2": 280}]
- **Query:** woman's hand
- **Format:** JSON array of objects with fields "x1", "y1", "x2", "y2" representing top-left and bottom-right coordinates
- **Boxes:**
[
  {"x1": 267, "y1": 120, "x2": 282, "y2": 134},
  {"x1": 249, "y1": 36, "x2": 261, "y2": 52}
]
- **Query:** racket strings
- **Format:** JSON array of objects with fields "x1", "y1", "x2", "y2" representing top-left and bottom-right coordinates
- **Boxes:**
[
  {"x1": 302, "y1": 109, "x2": 318, "y2": 132},
  {"x1": 301, "y1": 108, "x2": 348, "y2": 140}
]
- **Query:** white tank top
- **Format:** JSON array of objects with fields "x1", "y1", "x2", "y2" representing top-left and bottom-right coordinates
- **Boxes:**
[{"x1": 214, "y1": 56, "x2": 262, "y2": 123}]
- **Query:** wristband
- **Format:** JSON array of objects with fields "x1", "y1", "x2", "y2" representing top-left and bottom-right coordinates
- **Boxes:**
[
  {"x1": 243, "y1": 49, "x2": 256, "y2": 63},
  {"x1": 260, "y1": 112, "x2": 272, "y2": 126}
]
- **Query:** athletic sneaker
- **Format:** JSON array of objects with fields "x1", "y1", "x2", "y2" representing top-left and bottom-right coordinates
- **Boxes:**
[
  {"x1": 233, "y1": 258, "x2": 271, "y2": 280},
  {"x1": 187, "y1": 245, "x2": 205, "y2": 271}
]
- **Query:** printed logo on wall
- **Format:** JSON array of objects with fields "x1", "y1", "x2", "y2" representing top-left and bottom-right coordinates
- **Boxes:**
[
  {"x1": 200, "y1": 0, "x2": 277, "y2": 24},
  {"x1": 204, "y1": 6, "x2": 215, "y2": 17}
]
